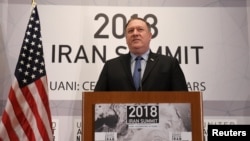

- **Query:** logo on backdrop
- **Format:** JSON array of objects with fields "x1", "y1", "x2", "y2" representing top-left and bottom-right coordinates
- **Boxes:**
[{"x1": 49, "y1": 13, "x2": 204, "y2": 65}]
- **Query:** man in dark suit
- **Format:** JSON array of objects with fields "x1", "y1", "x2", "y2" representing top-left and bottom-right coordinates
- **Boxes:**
[{"x1": 94, "y1": 17, "x2": 188, "y2": 91}]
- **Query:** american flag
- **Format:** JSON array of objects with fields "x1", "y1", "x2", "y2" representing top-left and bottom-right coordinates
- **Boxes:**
[{"x1": 0, "y1": 5, "x2": 53, "y2": 141}]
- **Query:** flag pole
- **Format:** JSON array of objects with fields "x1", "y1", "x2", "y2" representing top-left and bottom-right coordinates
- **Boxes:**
[{"x1": 32, "y1": 0, "x2": 36, "y2": 7}]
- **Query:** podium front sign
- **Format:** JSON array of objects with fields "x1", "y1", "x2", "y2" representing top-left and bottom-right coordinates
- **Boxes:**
[
  {"x1": 94, "y1": 103, "x2": 192, "y2": 141},
  {"x1": 83, "y1": 91, "x2": 203, "y2": 141}
]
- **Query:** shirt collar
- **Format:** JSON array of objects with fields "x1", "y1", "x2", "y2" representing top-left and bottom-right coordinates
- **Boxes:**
[{"x1": 130, "y1": 50, "x2": 150, "y2": 61}]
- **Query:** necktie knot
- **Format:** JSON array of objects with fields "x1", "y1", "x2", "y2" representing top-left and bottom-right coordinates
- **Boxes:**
[{"x1": 135, "y1": 56, "x2": 142, "y2": 61}]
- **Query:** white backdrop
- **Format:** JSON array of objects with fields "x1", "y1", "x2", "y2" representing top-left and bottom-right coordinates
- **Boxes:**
[{"x1": 1, "y1": 2, "x2": 250, "y2": 141}]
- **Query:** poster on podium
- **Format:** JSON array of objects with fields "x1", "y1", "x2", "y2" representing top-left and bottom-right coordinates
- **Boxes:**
[
  {"x1": 83, "y1": 91, "x2": 204, "y2": 141},
  {"x1": 94, "y1": 103, "x2": 192, "y2": 141}
]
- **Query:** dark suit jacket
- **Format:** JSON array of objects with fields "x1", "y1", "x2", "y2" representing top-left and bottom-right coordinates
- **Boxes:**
[{"x1": 94, "y1": 51, "x2": 188, "y2": 91}]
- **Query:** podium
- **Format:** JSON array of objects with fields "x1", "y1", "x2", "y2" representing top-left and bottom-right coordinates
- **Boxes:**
[{"x1": 83, "y1": 91, "x2": 204, "y2": 141}]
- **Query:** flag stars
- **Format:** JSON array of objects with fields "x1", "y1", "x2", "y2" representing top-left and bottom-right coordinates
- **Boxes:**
[
  {"x1": 28, "y1": 24, "x2": 33, "y2": 28},
  {"x1": 34, "y1": 59, "x2": 39, "y2": 63},
  {"x1": 38, "y1": 44, "x2": 42, "y2": 48},
  {"x1": 28, "y1": 56, "x2": 32, "y2": 61},
  {"x1": 22, "y1": 79, "x2": 27, "y2": 84},
  {"x1": 18, "y1": 68, "x2": 23, "y2": 72},
  {"x1": 36, "y1": 51, "x2": 41, "y2": 56},
  {"x1": 20, "y1": 60, "x2": 24, "y2": 65},
  {"x1": 30, "y1": 16, "x2": 34, "y2": 21},
  {"x1": 21, "y1": 53, "x2": 26, "y2": 57},
  {"x1": 39, "y1": 69, "x2": 44, "y2": 74},
  {"x1": 29, "y1": 48, "x2": 34, "y2": 53},
  {"x1": 31, "y1": 41, "x2": 35, "y2": 46},
  {"x1": 32, "y1": 34, "x2": 37, "y2": 39},
  {"x1": 32, "y1": 9, "x2": 36, "y2": 14},
  {"x1": 26, "y1": 31, "x2": 31, "y2": 36},
  {"x1": 15, "y1": 6, "x2": 47, "y2": 87},
  {"x1": 31, "y1": 74, "x2": 36, "y2": 79},
  {"x1": 25, "y1": 38, "x2": 29, "y2": 43},
  {"x1": 24, "y1": 71, "x2": 29, "y2": 76},
  {"x1": 34, "y1": 27, "x2": 38, "y2": 31},
  {"x1": 33, "y1": 66, "x2": 37, "y2": 71},
  {"x1": 40, "y1": 62, "x2": 45, "y2": 66},
  {"x1": 23, "y1": 46, "x2": 27, "y2": 50},
  {"x1": 26, "y1": 63, "x2": 31, "y2": 69}
]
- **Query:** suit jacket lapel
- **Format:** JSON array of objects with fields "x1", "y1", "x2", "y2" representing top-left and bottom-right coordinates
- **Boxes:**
[
  {"x1": 120, "y1": 54, "x2": 134, "y2": 83},
  {"x1": 142, "y1": 52, "x2": 159, "y2": 82}
]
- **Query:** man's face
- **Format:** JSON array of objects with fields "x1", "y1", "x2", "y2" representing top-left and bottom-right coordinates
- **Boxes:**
[{"x1": 125, "y1": 19, "x2": 152, "y2": 55}]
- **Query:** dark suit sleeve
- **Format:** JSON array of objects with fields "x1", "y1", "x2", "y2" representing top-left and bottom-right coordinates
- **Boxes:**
[{"x1": 94, "y1": 63, "x2": 109, "y2": 91}]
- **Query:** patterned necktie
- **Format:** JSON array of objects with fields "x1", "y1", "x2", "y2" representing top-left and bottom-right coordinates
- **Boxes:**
[{"x1": 133, "y1": 56, "x2": 142, "y2": 91}]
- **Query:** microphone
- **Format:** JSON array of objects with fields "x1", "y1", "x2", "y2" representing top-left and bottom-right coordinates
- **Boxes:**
[{"x1": 138, "y1": 68, "x2": 142, "y2": 91}]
